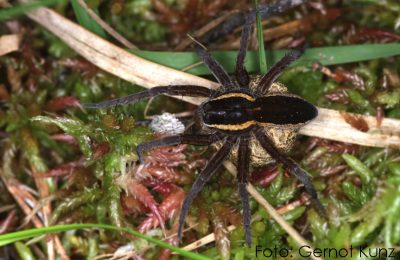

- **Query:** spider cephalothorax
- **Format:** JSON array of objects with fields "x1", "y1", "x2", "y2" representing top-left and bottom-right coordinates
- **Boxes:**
[{"x1": 83, "y1": 16, "x2": 323, "y2": 246}]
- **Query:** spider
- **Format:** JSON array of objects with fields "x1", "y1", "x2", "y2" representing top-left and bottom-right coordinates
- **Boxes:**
[{"x1": 83, "y1": 15, "x2": 324, "y2": 246}]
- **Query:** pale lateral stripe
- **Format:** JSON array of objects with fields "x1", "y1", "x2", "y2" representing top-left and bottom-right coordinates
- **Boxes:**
[{"x1": 214, "y1": 93, "x2": 255, "y2": 102}]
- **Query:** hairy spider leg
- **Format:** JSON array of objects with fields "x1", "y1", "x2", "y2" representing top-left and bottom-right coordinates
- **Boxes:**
[
  {"x1": 82, "y1": 85, "x2": 214, "y2": 108},
  {"x1": 192, "y1": 41, "x2": 236, "y2": 89},
  {"x1": 254, "y1": 127, "x2": 325, "y2": 216},
  {"x1": 177, "y1": 135, "x2": 237, "y2": 241},
  {"x1": 258, "y1": 0, "x2": 309, "y2": 20},
  {"x1": 136, "y1": 133, "x2": 225, "y2": 163},
  {"x1": 235, "y1": 15, "x2": 252, "y2": 87},
  {"x1": 257, "y1": 50, "x2": 303, "y2": 95},
  {"x1": 237, "y1": 135, "x2": 252, "y2": 246},
  {"x1": 201, "y1": 0, "x2": 309, "y2": 45}
]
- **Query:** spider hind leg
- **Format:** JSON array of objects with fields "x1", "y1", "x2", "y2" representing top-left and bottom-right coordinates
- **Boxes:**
[
  {"x1": 136, "y1": 133, "x2": 224, "y2": 163},
  {"x1": 254, "y1": 127, "x2": 325, "y2": 216},
  {"x1": 177, "y1": 136, "x2": 237, "y2": 242},
  {"x1": 237, "y1": 135, "x2": 252, "y2": 246}
]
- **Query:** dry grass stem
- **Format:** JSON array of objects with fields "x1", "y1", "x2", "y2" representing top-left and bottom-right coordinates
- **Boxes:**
[
  {"x1": 76, "y1": 0, "x2": 138, "y2": 50},
  {"x1": 181, "y1": 61, "x2": 203, "y2": 72},
  {"x1": 0, "y1": 34, "x2": 20, "y2": 56},
  {"x1": 0, "y1": 204, "x2": 16, "y2": 213},
  {"x1": 182, "y1": 225, "x2": 236, "y2": 252},
  {"x1": 22, "y1": 5, "x2": 400, "y2": 149},
  {"x1": 301, "y1": 108, "x2": 400, "y2": 148}
]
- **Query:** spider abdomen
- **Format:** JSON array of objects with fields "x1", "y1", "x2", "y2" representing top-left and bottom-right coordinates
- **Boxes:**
[{"x1": 255, "y1": 95, "x2": 318, "y2": 125}]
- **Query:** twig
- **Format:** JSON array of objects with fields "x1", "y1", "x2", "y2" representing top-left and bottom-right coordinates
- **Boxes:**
[{"x1": 76, "y1": 0, "x2": 138, "y2": 50}]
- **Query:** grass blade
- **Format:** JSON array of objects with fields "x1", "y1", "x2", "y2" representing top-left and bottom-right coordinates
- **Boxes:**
[
  {"x1": 0, "y1": 0, "x2": 66, "y2": 21},
  {"x1": 132, "y1": 43, "x2": 400, "y2": 76},
  {"x1": 0, "y1": 223, "x2": 211, "y2": 260},
  {"x1": 70, "y1": 0, "x2": 107, "y2": 38},
  {"x1": 254, "y1": 0, "x2": 268, "y2": 74}
]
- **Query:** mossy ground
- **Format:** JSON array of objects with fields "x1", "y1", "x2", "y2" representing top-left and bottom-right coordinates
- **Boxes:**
[{"x1": 1, "y1": 1, "x2": 400, "y2": 259}]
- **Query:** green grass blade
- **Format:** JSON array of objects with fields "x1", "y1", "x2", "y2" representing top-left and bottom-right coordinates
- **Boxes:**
[
  {"x1": 132, "y1": 43, "x2": 400, "y2": 76},
  {"x1": 254, "y1": 0, "x2": 267, "y2": 74},
  {"x1": 70, "y1": 0, "x2": 107, "y2": 38},
  {"x1": 0, "y1": 0, "x2": 66, "y2": 20},
  {"x1": 0, "y1": 223, "x2": 211, "y2": 260}
]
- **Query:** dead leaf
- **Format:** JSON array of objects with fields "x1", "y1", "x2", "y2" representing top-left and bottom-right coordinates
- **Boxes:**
[
  {"x1": 340, "y1": 112, "x2": 369, "y2": 132},
  {"x1": 0, "y1": 34, "x2": 20, "y2": 56}
]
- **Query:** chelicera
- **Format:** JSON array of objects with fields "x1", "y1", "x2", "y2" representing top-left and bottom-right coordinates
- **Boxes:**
[{"x1": 83, "y1": 16, "x2": 324, "y2": 246}]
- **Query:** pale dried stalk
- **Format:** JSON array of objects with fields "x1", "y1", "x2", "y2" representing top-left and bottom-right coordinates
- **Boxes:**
[
  {"x1": 182, "y1": 225, "x2": 236, "y2": 252},
  {"x1": 22, "y1": 5, "x2": 400, "y2": 148},
  {"x1": 302, "y1": 108, "x2": 400, "y2": 147}
]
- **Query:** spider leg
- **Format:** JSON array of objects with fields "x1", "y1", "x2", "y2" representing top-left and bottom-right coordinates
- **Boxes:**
[
  {"x1": 82, "y1": 85, "x2": 214, "y2": 108},
  {"x1": 192, "y1": 40, "x2": 235, "y2": 89},
  {"x1": 237, "y1": 135, "x2": 252, "y2": 246},
  {"x1": 257, "y1": 50, "x2": 303, "y2": 94},
  {"x1": 177, "y1": 135, "x2": 237, "y2": 242},
  {"x1": 258, "y1": 0, "x2": 309, "y2": 20},
  {"x1": 137, "y1": 133, "x2": 225, "y2": 163},
  {"x1": 253, "y1": 127, "x2": 325, "y2": 216},
  {"x1": 200, "y1": 0, "x2": 308, "y2": 45},
  {"x1": 235, "y1": 16, "x2": 252, "y2": 87}
]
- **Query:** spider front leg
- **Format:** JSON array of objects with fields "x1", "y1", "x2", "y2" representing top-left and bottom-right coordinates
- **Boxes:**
[
  {"x1": 192, "y1": 39, "x2": 236, "y2": 89},
  {"x1": 177, "y1": 136, "x2": 237, "y2": 242},
  {"x1": 257, "y1": 50, "x2": 303, "y2": 95},
  {"x1": 136, "y1": 133, "x2": 225, "y2": 163},
  {"x1": 235, "y1": 16, "x2": 253, "y2": 87},
  {"x1": 254, "y1": 127, "x2": 325, "y2": 216},
  {"x1": 82, "y1": 85, "x2": 214, "y2": 108},
  {"x1": 237, "y1": 135, "x2": 252, "y2": 246}
]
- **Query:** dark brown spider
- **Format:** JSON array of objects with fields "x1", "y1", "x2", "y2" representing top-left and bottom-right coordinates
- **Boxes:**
[{"x1": 83, "y1": 15, "x2": 324, "y2": 246}]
